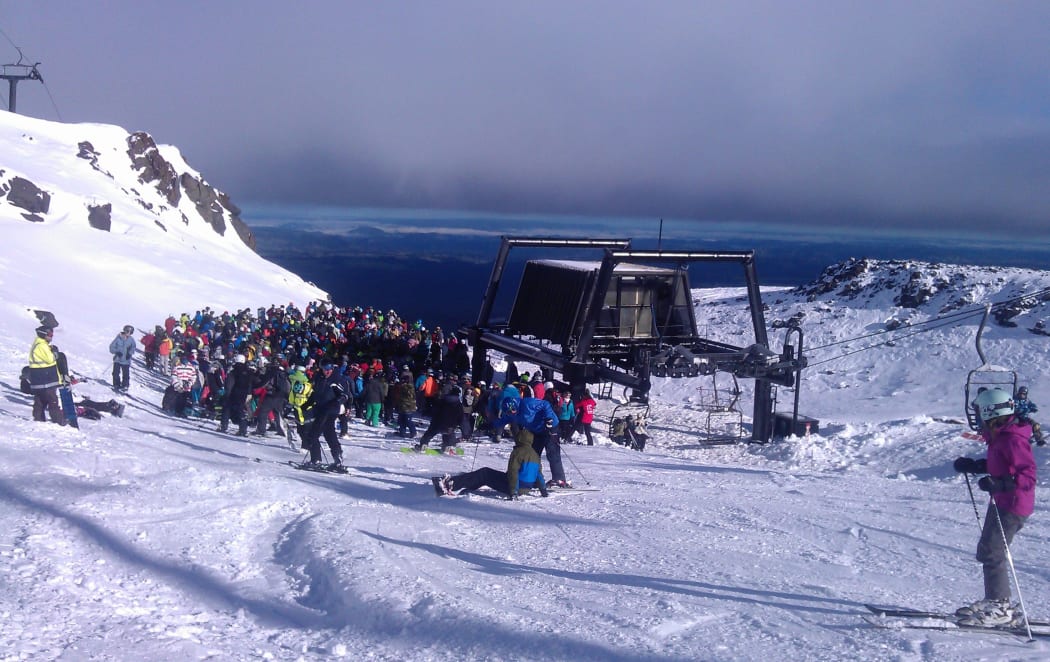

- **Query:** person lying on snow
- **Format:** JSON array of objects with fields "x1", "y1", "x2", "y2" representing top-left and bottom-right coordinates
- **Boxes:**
[{"x1": 432, "y1": 429, "x2": 549, "y2": 500}]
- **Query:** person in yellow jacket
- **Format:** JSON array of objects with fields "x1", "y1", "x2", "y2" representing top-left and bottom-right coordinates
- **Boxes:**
[
  {"x1": 287, "y1": 365, "x2": 313, "y2": 442},
  {"x1": 28, "y1": 325, "x2": 66, "y2": 425}
]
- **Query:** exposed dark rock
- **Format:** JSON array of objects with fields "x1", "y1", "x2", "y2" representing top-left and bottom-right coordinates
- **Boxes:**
[
  {"x1": 230, "y1": 216, "x2": 256, "y2": 251},
  {"x1": 178, "y1": 171, "x2": 256, "y2": 250},
  {"x1": 34, "y1": 310, "x2": 59, "y2": 328},
  {"x1": 795, "y1": 257, "x2": 872, "y2": 299},
  {"x1": 21, "y1": 213, "x2": 45, "y2": 223},
  {"x1": 896, "y1": 271, "x2": 935, "y2": 308},
  {"x1": 76, "y1": 141, "x2": 98, "y2": 162},
  {"x1": 127, "y1": 132, "x2": 180, "y2": 207},
  {"x1": 88, "y1": 203, "x2": 112, "y2": 231},
  {"x1": 181, "y1": 172, "x2": 226, "y2": 234},
  {"x1": 995, "y1": 292, "x2": 1050, "y2": 326},
  {"x1": 795, "y1": 257, "x2": 1050, "y2": 334},
  {"x1": 7, "y1": 176, "x2": 51, "y2": 214},
  {"x1": 75, "y1": 140, "x2": 111, "y2": 177}
]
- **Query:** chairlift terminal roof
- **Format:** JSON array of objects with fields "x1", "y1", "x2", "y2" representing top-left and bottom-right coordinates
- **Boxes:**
[{"x1": 531, "y1": 259, "x2": 678, "y2": 275}]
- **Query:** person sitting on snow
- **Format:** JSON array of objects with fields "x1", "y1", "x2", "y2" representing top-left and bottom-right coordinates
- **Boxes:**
[
  {"x1": 432, "y1": 429, "x2": 549, "y2": 499},
  {"x1": 492, "y1": 385, "x2": 567, "y2": 488},
  {"x1": 1014, "y1": 386, "x2": 1044, "y2": 446}
]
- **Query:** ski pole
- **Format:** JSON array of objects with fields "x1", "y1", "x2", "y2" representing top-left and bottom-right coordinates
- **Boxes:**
[
  {"x1": 988, "y1": 497, "x2": 1033, "y2": 640},
  {"x1": 964, "y1": 473, "x2": 983, "y2": 533},
  {"x1": 558, "y1": 442, "x2": 590, "y2": 486},
  {"x1": 469, "y1": 432, "x2": 482, "y2": 471}
]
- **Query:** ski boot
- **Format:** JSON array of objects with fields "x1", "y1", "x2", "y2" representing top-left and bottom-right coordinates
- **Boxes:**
[{"x1": 956, "y1": 598, "x2": 1014, "y2": 626}]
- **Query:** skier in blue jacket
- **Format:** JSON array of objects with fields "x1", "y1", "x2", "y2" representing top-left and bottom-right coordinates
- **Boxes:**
[
  {"x1": 1014, "y1": 386, "x2": 1044, "y2": 445},
  {"x1": 108, "y1": 325, "x2": 137, "y2": 393},
  {"x1": 493, "y1": 388, "x2": 568, "y2": 487}
]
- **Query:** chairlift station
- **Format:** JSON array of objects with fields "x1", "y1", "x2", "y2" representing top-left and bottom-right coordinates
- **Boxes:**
[{"x1": 460, "y1": 237, "x2": 809, "y2": 442}]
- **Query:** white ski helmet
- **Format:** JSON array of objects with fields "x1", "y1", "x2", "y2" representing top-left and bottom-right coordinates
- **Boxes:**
[
  {"x1": 234, "y1": 354, "x2": 246, "y2": 364},
  {"x1": 975, "y1": 388, "x2": 1014, "y2": 422}
]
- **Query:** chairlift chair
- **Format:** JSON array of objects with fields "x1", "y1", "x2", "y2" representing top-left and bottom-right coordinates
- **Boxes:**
[
  {"x1": 609, "y1": 396, "x2": 651, "y2": 449},
  {"x1": 964, "y1": 304, "x2": 1018, "y2": 431}
]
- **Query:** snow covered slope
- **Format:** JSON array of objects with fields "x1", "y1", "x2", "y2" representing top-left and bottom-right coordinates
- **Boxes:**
[
  {"x1": 0, "y1": 109, "x2": 326, "y2": 381},
  {"x1": 2, "y1": 111, "x2": 1050, "y2": 660}
]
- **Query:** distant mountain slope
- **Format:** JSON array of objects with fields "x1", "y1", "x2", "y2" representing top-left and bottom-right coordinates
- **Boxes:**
[
  {"x1": 683, "y1": 258, "x2": 1050, "y2": 426},
  {"x1": 0, "y1": 110, "x2": 326, "y2": 380},
  {"x1": 793, "y1": 257, "x2": 1050, "y2": 333}
]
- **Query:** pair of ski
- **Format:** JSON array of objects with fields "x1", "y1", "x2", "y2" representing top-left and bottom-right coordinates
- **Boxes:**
[
  {"x1": 431, "y1": 480, "x2": 599, "y2": 499},
  {"x1": 865, "y1": 604, "x2": 1050, "y2": 639},
  {"x1": 287, "y1": 460, "x2": 350, "y2": 475},
  {"x1": 400, "y1": 446, "x2": 465, "y2": 456}
]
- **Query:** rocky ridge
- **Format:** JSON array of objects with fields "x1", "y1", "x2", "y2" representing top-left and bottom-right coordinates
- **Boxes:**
[
  {"x1": 1, "y1": 113, "x2": 255, "y2": 250},
  {"x1": 791, "y1": 257, "x2": 1050, "y2": 335}
]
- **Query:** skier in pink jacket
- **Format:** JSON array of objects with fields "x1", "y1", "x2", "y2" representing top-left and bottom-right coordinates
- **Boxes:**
[{"x1": 953, "y1": 388, "x2": 1037, "y2": 626}]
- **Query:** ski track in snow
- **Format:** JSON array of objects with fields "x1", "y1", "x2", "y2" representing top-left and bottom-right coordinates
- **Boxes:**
[
  {"x1": 4, "y1": 301, "x2": 1050, "y2": 662},
  {"x1": 3, "y1": 377, "x2": 1049, "y2": 661}
]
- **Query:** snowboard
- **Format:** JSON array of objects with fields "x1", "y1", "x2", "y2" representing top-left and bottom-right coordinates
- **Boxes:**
[{"x1": 59, "y1": 385, "x2": 79, "y2": 429}]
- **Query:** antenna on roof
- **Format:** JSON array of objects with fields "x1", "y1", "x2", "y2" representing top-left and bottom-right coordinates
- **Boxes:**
[{"x1": 1, "y1": 48, "x2": 43, "y2": 113}]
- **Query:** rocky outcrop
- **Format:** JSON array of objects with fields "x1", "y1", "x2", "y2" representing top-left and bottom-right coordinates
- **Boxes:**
[
  {"x1": 88, "y1": 203, "x2": 112, "y2": 231},
  {"x1": 123, "y1": 131, "x2": 255, "y2": 250},
  {"x1": 127, "y1": 132, "x2": 180, "y2": 207},
  {"x1": 3, "y1": 176, "x2": 50, "y2": 222},
  {"x1": 180, "y1": 172, "x2": 226, "y2": 235},
  {"x1": 4, "y1": 123, "x2": 257, "y2": 248},
  {"x1": 179, "y1": 172, "x2": 256, "y2": 250},
  {"x1": 794, "y1": 257, "x2": 1050, "y2": 332},
  {"x1": 218, "y1": 191, "x2": 255, "y2": 250},
  {"x1": 230, "y1": 215, "x2": 256, "y2": 251}
]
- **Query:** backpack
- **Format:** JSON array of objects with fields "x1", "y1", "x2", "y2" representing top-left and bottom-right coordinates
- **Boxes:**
[{"x1": 272, "y1": 371, "x2": 291, "y2": 398}]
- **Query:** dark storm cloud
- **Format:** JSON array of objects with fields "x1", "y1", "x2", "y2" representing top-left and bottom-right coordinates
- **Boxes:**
[{"x1": 3, "y1": 1, "x2": 1049, "y2": 231}]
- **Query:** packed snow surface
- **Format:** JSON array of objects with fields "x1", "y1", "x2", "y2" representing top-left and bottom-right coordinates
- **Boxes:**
[{"x1": 3, "y1": 110, "x2": 1050, "y2": 660}]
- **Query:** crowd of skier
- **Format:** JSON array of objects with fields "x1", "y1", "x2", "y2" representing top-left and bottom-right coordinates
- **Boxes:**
[{"x1": 107, "y1": 302, "x2": 606, "y2": 484}]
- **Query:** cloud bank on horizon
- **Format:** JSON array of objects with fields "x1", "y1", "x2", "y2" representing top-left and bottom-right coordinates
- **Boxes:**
[{"x1": 3, "y1": 1, "x2": 1049, "y2": 232}]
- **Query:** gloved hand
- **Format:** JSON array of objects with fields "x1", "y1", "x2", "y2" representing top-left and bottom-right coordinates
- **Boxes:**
[
  {"x1": 953, "y1": 457, "x2": 987, "y2": 474},
  {"x1": 978, "y1": 475, "x2": 1016, "y2": 493},
  {"x1": 545, "y1": 419, "x2": 555, "y2": 429}
]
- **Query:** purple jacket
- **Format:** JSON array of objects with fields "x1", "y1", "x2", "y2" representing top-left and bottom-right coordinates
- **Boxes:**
[{"x1": 985, "y1": 418, "x2": 1037, "y2": 517}]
